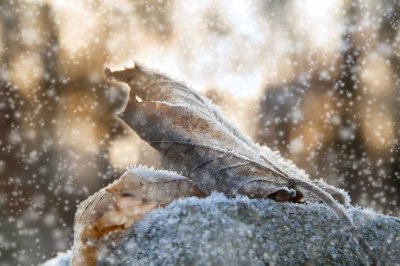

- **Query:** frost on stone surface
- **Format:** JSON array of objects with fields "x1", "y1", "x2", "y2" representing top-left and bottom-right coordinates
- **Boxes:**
[
  {"x1": 45, "y1": 194, "x2": 400, "y2": 266},
  {"x1": 42, "y1": 251, "x2": 71, "y2": 266}
]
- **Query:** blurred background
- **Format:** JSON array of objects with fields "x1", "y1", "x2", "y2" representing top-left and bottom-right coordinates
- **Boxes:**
[{"x1": 0, "y1": 0, "x2": 399, "y2": 264}]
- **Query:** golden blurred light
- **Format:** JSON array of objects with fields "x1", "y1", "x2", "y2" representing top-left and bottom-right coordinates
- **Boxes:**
[
  {"x1": 56, "y1": 118, "x2": 99, "y2": 155},
  {"x1": 362, "y1": 52, "x2": 393, "y2": 97},
  {"x1": 109, "y1": 135, "x2": 140, "y2": 169},
  {"x1": 363, "y1": 107, "x2": 394, "y2": 152},
  {"x1": 9, "y1": 52, "x2": 44, "y2": 95}
]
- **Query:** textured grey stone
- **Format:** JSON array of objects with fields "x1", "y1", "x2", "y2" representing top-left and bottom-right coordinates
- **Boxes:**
[{"x1": 43, "y1": 194, "x2": 400, "y2": 266}]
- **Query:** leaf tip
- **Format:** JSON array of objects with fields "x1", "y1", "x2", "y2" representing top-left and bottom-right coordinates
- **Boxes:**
[{"x1": 104, "y1": 67, "x2": 112, "y2": 79}]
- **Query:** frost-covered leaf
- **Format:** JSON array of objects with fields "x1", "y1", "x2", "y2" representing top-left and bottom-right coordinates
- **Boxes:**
[
  {"x1": 71, "y1": 167, "x2": 205, "y2": 266},
  {"x1": 105, "y1": 64, "x2": 349, "y2": 205}
]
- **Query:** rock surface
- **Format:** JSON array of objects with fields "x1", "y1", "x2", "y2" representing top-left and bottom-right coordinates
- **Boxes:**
[{"x1": 43, "y1": 193, "x2": 400, "y2": 266}]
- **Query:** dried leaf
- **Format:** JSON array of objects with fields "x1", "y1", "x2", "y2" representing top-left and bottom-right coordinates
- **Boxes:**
[
  {"x1": 105, "y1": 64, "x2": 349, "y2": 204},
  {"x1": 71, "y1": 167, "x2": 205, "y2": 266}
]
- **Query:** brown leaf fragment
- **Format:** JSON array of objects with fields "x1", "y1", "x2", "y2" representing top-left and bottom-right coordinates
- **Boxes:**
[{"x1": 71, "y1": 167, "x2": 205, "y2": 266}]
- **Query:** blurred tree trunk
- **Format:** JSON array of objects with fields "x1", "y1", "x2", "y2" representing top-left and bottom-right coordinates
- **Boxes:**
[
  {"x1": 34, "y1": 3, "x2": 75, "y2": 260},
  {"x1": 378, "y1": 0, "x2": 400, "y2": 212},
  {"x1": 36, "y1": 3, "x2": 59, "y2": 188},
  {"x1": 0, "y1": 1, "x2": 21, "y2": 176},
  {"x1": 0, "y1": 0, "x2": 26, "y2": 262},
  {"x1": 331, "y1": 2, "x2": 367, "y2": 203}
]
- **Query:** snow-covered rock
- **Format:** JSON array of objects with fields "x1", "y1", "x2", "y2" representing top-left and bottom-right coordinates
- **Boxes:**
[{"x1": 43, "y1": 193, "x2": 400, "y2": 265}]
